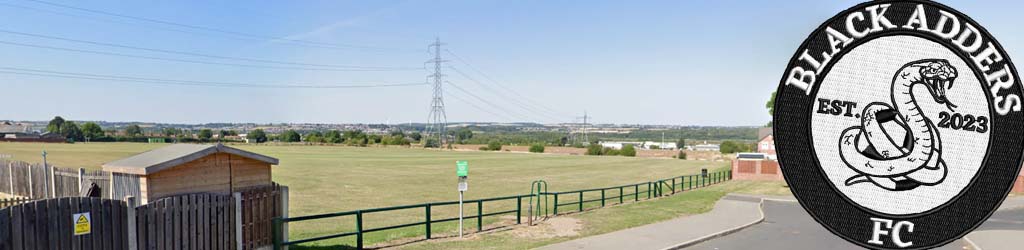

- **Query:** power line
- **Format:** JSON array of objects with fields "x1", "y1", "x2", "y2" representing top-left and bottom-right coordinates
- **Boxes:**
[
  {"x1": 0, "y1": 29, "x2": 421, "y2": 70},
  {"x1": 446, "y1": 81, "x2": 534, "y2": 122},
  {"x1": 17, "y1": 0, "x2": 416, "y2": 52},
  {"x1": 443, "y1": 89, "x2": 515, "y2": 122},
  {"x1": 447, "y1": 66, "x2": 565, "y2": 122},
  {"x1": 0, "y1": 39, "x2": 418, "y2": 72},
  {"x1": 0, "y1": 66, "x2": 428, "y2": 88},
  {"x1": 445, "y1": 49, "x2": 569, "y2": 118}
]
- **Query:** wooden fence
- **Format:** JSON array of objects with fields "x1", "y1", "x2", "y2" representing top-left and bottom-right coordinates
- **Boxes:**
[
  {"x1": 0, "y1": 197, "x2": 34, "y2": 209},
  {"x1": 240, "y1": 184, "x2": 282, "y2": 249},
  {"x1": 0, "y1": 184, "x2": 286, "y2": 250},
  {"x1": 136, "y1": 193, "x2": 237, "y2": 250},
  {"x1": 0, "y1": 197, "x2": 130, "y2": 250},
  {"x1": 0, "y1": 159, "x2": 138, "y2": 200}
]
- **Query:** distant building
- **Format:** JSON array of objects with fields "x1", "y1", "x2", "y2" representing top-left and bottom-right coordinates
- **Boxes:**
[
  {"x1": 599, "y1": 141, "x2": 677, "y2": 150},
  {"x1": 757, "y1": 127, "x2": 777, "y2": 160},
  {"x1": 693, "y1": 142, "x2": 720, "y2": 152}
]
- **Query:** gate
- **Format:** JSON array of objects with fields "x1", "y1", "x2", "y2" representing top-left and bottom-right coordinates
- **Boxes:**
[
  {"x1": 0, "y1": 197, "x2": 129, "y2": 250},
  {"x1": 135, "y1": 193, "x2": 237, "y2": 250}
]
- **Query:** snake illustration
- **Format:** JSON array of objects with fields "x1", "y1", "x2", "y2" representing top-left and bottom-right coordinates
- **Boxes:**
[{"x1": 837, "y1": 59, "x2": 957, "y2": 191}]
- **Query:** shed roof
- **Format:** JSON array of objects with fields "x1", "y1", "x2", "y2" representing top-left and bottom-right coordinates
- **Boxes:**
[{"x1": 102, "y1": 144, "x2": 279, "y2": 175}]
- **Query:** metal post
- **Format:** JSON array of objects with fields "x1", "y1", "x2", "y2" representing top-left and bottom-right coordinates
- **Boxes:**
[
  {"x1": 553, "y1": 193, "x2": 559, "y2": 215},
  {"x1": 27, "y1": 163, "x2": 33, "y2": 199},
  {"x1": 425, "y1": 204, "x2": 432, "y2": 239},
  {"x1": 281, "y1": 186, "x2": 290, "y2": 250},
  {"x1": 477, "y1": 200, "x2": 483, "y2": 232},
  {"x1": 619, "y1": 187, "x2": 624, "y2": 204},
  {"x1": 516, "y1": 196, "x2": 522, "y2": 224},
  {"x1": 672, "y1": 178, "x2": 676, "y2": 194},
  {"x1": 634, "y1": 185, "x2": 639, "y2": 201},
  {"x1": 600, "y1": 189, "x2": 605, "y2": 207},
  {"x1": 459, "y1": 191, "x2": 464, "y2": 238},
  {"x1": 647, "y1": 182, "x2": 651, "y2": 199},
  {"x1": 356, "y1": 210, "x2": 364, "y2": 250},
  {"x1": 126, "y1": 196, "x2": 137, "y2": 250},
  {"x1": 272, "y1": 218, "x2": 281, "y2": 250},
  {"x1": 8, "y1": 162, "x2": 14, "y2": 195},
  {"x1": 578, "y1": 192, "x2": 583, "y2": 211}
]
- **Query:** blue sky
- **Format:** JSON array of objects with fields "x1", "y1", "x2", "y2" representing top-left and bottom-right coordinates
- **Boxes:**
[{"x1": 1, "y1": 0, "x2": 1020, "y2": 126}]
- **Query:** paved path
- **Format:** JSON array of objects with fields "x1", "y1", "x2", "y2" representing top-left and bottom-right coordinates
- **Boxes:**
[
  {"x1": 689, "y1": 200, "x2": 970, "y2": 250},
  {"x1": 537, "y1": 195, "x2": 764, "y2": 250},
  {"x1": 536, "y1": 194, "x2": 1022, "y2": 250}
]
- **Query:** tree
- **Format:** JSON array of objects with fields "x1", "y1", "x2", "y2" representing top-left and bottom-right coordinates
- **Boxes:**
[
  {"x1": 324, "y1": 130, "x2": 343, "y2": 143},
  {"x1": 126, "y1": 124, "x2": 143, "y2": 137},
  {"x1": 455, "y1": 128, "x2": 473, "y2": 144},
  {"x1": 80, "y1": 122, "x2": 104, "y2": 140},
  {"x1": 424, "y1": 138, "x2": 440, "y2": 148},
  {"x1": 409, "y1": 132, "x2": 422, "y2": 142},
  {"x1": 766, "y1": 91, "x2": 777, "y2": 116},
  {"x1": 305, "y1": 131, "x2": 324, "y2": 143},
  {"x1": 586, "y1": 144, "x2": 604, "y2": 155},
  {"x1": 198, "y1": 129, "x2": 213, "y2": 140},
  {"x1": 620, "y1": 144, "x2": 636, "y2": 157},
  {"x1": 248, "y1": 129, "x2": 268, "y2": 143},
  {"x1": 280, "y1": 130, "x2": 301, "y2": 142},
  {"x1": 720, "y1": 140, "x2": 753, "y2": 154},
  {"x1": 61, "y1": 121, "x2": 83, "y2": 142},
  {"x1": 487, "y1": 141, "x2": 502, "y2": 151},
  {"x1": 162, "y1": 128, "x2": 178, "y2": 137},
  {"x1": 676, "y1": 138, "x2": 686, "y2": 150},
  {"x1": 46, "y1": 116, "x2": 65, "y2": 134},
  {"x1": 529, "y1": 144, "x2": 545, "y2": 153}
]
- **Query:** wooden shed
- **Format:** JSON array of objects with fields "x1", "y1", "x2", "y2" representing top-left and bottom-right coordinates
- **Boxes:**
[{"x1": 102, "y1": 144, "x2": 279, "y2": 204}]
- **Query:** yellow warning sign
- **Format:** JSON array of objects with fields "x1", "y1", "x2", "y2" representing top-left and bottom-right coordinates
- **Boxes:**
[{"x1": 73, "y1": 212, "x2": 91, "y2": 235}]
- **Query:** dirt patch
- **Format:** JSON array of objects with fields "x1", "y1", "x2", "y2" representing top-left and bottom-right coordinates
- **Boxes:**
[{"x1": 507, "y1": 217, "x2": 583, "y2": 239}]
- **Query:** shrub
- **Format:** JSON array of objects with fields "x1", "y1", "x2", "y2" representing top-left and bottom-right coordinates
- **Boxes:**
[
  {"x1": 586, "y1": 144, "x2": 603, "y2": 155},
  {"x1": 424, "y1": 138, "x2": 441, "y2": 148},
  {"x1": 602, "y1": 148, "x2": 620, "y2": 156},
  {"x1": 620, "y1": 144, "x2": 636, "y2": 157},
  {"x1": 678, "y1": 150, "x2": 687, "y2": 160},
  {"x1": 479, "y1": 146, "x2": 489, "y2": 151},
  {"x1": 487, "y1": 141, "x2": 503, "y2": 151},
  {"x1": 529, "y1": 144, "x2": 545, "y2": 153}
]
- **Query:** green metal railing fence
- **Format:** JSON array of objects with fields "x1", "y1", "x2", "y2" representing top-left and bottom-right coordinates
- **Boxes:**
[{"x1": 273, "y1": 170, "x2": 731, "y2": 250}]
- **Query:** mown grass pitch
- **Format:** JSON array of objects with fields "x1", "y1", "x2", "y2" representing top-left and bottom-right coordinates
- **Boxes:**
[{"x1": 0, "y1": 142, "x2": 731, "y2": 248}]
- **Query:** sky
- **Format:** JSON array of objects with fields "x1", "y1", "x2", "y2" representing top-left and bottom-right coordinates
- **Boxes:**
[{"x1": 1, "y1": 0, "x2": 1021, "y2": 126}]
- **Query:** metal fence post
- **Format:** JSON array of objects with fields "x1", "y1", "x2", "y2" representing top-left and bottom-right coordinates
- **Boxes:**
[
  {"x1": 272, "y1": 218, "x2": 281, "y2": 250},
  {"x1": 553, "y1": 194, "x2": 559, "y2": 214},
  {"x1": 578, "y1": 192, "x2": 583, "y2": 212},
  {"x1": 634, "y1": 185, "x2": 639, "y2": 201},
  {"x1": 281, "y1": 186, "x2": 290, "y2": 250},
  {"x1": 425, "y1": 204, "x2": 432, "y2": 239},
  {"x1": 671, "y1": 178, "x2": 676, "y2": 194},
  {"x1": 356, "y1": 210, "x2": 364, "y2": 250},
  {"x1": 126, "y1": 196, "x2": 138, "y2": 250},
  {"x1": 516, "y1": 196, "x2": 522, "y2": 224},
  {"x1": 619, "y1": 187, "x2": 624, "y2": 203},
  {"x1": 647, "y1": 182, "x2": 651, "y2": 199},
  {"x1": 477, "y1": 200, "x2": 483, "y2": 232},
  {"x1": 600, "y1": 189, "x2": 605, "y2": 207}
]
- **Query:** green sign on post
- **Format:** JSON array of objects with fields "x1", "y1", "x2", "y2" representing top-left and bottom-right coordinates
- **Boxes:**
[{"x1": 456, "y1": 161, "x2": 469, "y2": 177}]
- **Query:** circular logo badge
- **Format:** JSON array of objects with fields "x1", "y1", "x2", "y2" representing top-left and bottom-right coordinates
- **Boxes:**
[{"x1": 774, "y1": 1, "x2": 1024, "y2": 249}]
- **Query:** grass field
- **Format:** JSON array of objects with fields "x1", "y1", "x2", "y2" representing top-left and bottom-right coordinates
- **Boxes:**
[{"x1": 0, "y1": 142, "x2": 733, "y2": 248}]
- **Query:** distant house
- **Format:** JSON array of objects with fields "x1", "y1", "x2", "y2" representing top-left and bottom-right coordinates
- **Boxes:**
[
  {"x1": 757, "y1": 127, "x2": 777, "y2": 160},
  {"x1": 102, "y1": 144, "x2": 279, "y2": 204},
  {"x1": 598, "y1": 141, "x2": 678, "y2": 150},
  {"x1": 0, "y1": 124, "x2": 65, "y2": 143}
]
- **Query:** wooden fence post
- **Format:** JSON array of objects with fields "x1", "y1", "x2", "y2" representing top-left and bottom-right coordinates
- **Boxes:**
[
  {"x1": 234, "y1": 192, "x2": 243, "y2": 250},
  {"x1": 49, "y1": 164, "x2": 56, "y2": 199},
  {"x1": 7, "y1": 162, "x2": 13, "y2": 195},
  {"x1": 280, "y1": 186, "x2": 289, "y2": 250},
  {"x1": 26, "y1": 163, "x2": 33, "y2": 199},
  {"x1": 78, "y1": 168, "x2": 86, "y2": 194},
  {"x1": 126, "y1": 196, "x2": 138, "y2": 250}
]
